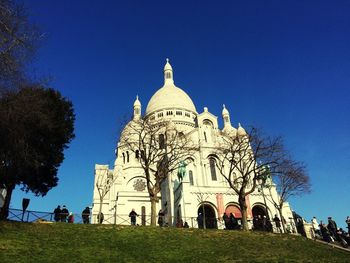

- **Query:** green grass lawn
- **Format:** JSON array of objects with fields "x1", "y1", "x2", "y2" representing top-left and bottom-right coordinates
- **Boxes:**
[{"x1": 0, "y1": 221, "x2": 348, "y2": 263}]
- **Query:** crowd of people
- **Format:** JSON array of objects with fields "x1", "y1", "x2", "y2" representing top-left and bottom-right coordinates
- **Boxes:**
[
  {"x1": 311, "y1": 216, "x2": 350, "y2": 248},
  {"x1": 53, "y1": 205, "x2": 91, "y2": 224}
]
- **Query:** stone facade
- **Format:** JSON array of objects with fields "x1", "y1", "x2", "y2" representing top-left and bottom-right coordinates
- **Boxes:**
[{"x1": 92, "y1": 60, "x2": 295, "y2": 231}]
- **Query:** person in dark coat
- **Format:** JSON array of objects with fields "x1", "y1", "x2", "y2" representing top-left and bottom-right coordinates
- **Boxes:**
[
  {"x1": 53, "y1": 205, "x2": 61, "y2": 222},
  {"x1": 60, "y1": 205, "x2": 69, "y2": 222},
  {"x1": 229, "y1": 213, "x2": 238, "y2": 230},
  {"x1": 320, "y1": 223, "x2": 333, "y2": 243},
  {"x1": 327, "y1": 217, "x2": 337, "y2": 237},
  {"x1": 97, "y1": 212, "x2": 104, "y2": 224},
  {"x1": 129, "y1": 209, "x2": 138, "y2": 225},
  {"x1": 346, "y1": 216, "x2": 350, "y2": 235},
  {"x1": 81, "y1": 207, "x2": 90, "y2": 224},
  {"x1": 158, "y1": 209, "x2": 165, "y2": 227},
  {"x1": 223, "y1": 213, "x2": 229, "y2": 230},
  {"x1": 197, "y1": 213, "x2": 203, "y2": 229},
  {"x1": 273, "y1": 215, "x2": 282, "y2": 233}
]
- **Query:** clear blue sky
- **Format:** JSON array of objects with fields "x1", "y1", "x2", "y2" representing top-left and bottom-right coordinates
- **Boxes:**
[{"x1": 11, "y1": 0, "x2": 350, "y2": 228}]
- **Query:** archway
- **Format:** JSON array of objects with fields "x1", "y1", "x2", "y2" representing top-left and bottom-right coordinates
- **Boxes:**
[
  {"x1": 197, "y1": 204, "x2": 217, "y2": 229},
  {"x1": 252, "y1": 205, "x2": 267, "y2": 218},
  {"x1": 252, "y1": 204, "x2": 268, "y2": 231}
]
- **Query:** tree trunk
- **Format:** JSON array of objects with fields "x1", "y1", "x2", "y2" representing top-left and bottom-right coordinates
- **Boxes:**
[
  {"x1": 98, "y1": 197, "x2": 103, "y2": 224},
  {"x1": 239, "y1": 196, "x2": 249, "y2": 231},
  {"x1": 0, "y1": 184, "x2": 15, "y2": 221},
  {"x1": 278, "y1": 207, "x2": 286, "y2": 233},
  {"x1": 150, "y1": 197, "x2": 157, "y2": 226}
]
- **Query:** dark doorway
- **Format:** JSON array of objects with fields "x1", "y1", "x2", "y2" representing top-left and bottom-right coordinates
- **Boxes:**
[
  {"x1": 252, "y1": 205, "x2": 267, "y2": 218},
  {"x1": 197, "y1": 204, "x2": 217, "y2": 229}
]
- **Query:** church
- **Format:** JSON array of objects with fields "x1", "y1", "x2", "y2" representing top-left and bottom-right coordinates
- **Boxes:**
[{"x1": 92, "y1": 59, "x2": 295, "y2": 230}]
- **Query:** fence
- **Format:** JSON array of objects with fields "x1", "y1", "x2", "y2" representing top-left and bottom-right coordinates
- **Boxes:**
[{"x1": 6, "y1": 208, "x2": 286, "y2": 233}]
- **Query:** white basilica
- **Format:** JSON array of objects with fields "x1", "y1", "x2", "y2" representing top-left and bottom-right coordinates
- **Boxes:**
[{"x1": 92, "y1": 59, "x2": 294, "y2": 230}]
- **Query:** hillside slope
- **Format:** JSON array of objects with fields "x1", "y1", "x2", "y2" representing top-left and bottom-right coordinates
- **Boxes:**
[{"x1": 0, "y1": 221, "x2": 348, "y2": 262}]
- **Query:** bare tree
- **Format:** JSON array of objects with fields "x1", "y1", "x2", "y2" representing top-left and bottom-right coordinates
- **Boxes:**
[
  {"x1": 0, "y1": 0, "x2": 41, "y2": 90},
  {"x1": 95, "y1": 166, "x2": 116, "y2": 224},
  {"x1": 215, "y1": 127, "x2": 286, "y2": 231},
  {"x1": 265, "y1": 159, "x2": 311, "y2": 232},
  {"x1": 120, "y1": 118, "x2": 197, "y2": 226}
]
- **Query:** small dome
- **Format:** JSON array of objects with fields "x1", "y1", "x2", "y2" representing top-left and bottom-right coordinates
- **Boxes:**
[
  {"x1": 237, "y1": 123, "x2": 246, "y2": 136},
  {"x1": 164, "y1": 58, "x2": 173, "y2": 71},
  {"x1": 134, "y1": 95, "x2": 141, "y2": 107},
  {"x1": 223, "y1": 126, "x2": 237, "y2": 137},
  {"x1": 222, "y1": 104, "x2": 229, "y2": 115}
]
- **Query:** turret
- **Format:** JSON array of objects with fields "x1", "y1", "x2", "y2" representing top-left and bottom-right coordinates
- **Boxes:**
[
  {"x1": 164, "y1": 58, "x2": 174, "y2": 85},
  {"x1": 133, "y1": 95, "x2": 141, "y2": 120},
  {"x1": 222, "y1": 104, "x2": 232, "y2": 129}
]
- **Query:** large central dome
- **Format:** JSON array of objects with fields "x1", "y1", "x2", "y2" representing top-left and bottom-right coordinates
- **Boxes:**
[{"x1": 145, "y1": 60, "x2": 197, "y2": 116}]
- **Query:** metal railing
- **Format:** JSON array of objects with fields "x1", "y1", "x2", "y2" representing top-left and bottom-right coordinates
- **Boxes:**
[{"x1": 6, "y1": 208, "x2": 287, "y2": 233}]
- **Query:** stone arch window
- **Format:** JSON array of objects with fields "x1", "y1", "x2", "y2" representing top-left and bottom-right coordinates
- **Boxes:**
[
  {"x1": 122, "y1": 153, "x2": 125, "y2": 164},
  {"x1": 126, "y1": 151, "x2": 130, "y2": 162},
  {"x1": 204, "y1": 131, "x2": 207, "y2": 142},
  {"x1": 224, "y1": 116, "x2": 229, "y2": 122},
  {"x1": 135, "y1": 108, "x2": 140, "y2": 115},
  {"x1": 135, "y1": 150, "x2": 139, "y2": 159},
  {"x1": 209, "y1": 157, "x2": 217, "y2": 181},
  {"x1": 166, "y1": 111, "x2": 173, "y2": 116},
  {"x1": 166, "y1": 72, "x2": 171, "y2": 79},
  {"x1": 189, "y1": 170, "x2": 194, "y2": 186},
  {"x1": 159, "y1": 134, "x2": 165, "y2": 149},
  {"x1": 176, "y1": 111, "x2": 182, "y2": 115},
  {"x1": 158, "y1": 112, "x2": 163, "y2": 118}
]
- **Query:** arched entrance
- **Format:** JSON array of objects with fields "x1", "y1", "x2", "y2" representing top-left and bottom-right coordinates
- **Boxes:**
[
  {"x1": 252, "y1": 205, "x2": 267, "y2": 218},
  {"x1": 252, "y1": 204, "x2": 269, "y2": 231},
  {"x1": 197, "y1": 204, "x2": 217, "y2": 229}
]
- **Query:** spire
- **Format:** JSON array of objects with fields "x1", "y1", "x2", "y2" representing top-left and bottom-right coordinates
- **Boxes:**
[
  {"x1": 164, "y1": 58, "x2": 174, "y2": 85},
  {"x1": 133, "y1": 95, "x2": 141, "y2": 120}
]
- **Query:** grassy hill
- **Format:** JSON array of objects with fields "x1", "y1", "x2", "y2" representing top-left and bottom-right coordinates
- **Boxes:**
[{"x1": 0, "y1": 221, "x2": 348, "y2": 263}]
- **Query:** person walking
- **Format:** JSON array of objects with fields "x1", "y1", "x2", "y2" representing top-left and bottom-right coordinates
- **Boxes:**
[
  {"x1": 129, "y1": 209, "x2": 138, "y2": 226},
  {"x1": 81, "y1": 207, "x2": 90, "y2": 224},
  {"x1": 53, "y1": 205, "x2": 61, "y2": 222},
  {"x1": 273, "y1": 214, "x2": 282, "y2": 233}
]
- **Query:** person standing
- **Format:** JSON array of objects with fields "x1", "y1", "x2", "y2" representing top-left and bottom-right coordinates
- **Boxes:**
[
  {"x1": 158, "y1": 209, "x2": 165, "y2": 227},
  {"x1": 61, "y1": 205, "x2": 69, "y2": 222},
  {"x1": 311, "y1": 216, "x2": 320, "y2": 235},
  {"x1": 273, "y1": 214, "x2": 282, "y2": 233},
  {"x1": 346, "y1": 216, "x2": 350, "y2": 234},
  {"x1": 223, "y1": 213, "x2": 229, "y2": 230},
  {"x1": 97, "y1": 212, "x2": 104, "y2": 224},
  {"x1": 67, "y1": 212, "x2": 74, "y2": 223},
  {"x1": 327, "y1": 217, "x2": 337, "y2": 237},
  {"x1": 53, "y1": 205, "x2": 61, "y2": 222},
  {"x1": 129, "y1": 209, "x2": 138, "y2": 226},
  {"x1": 81, "y1": 207, "x2": 90, "y2": 224},
  {"x1": 197, "y1": 213, "x2": 203, "y2": 229}
]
